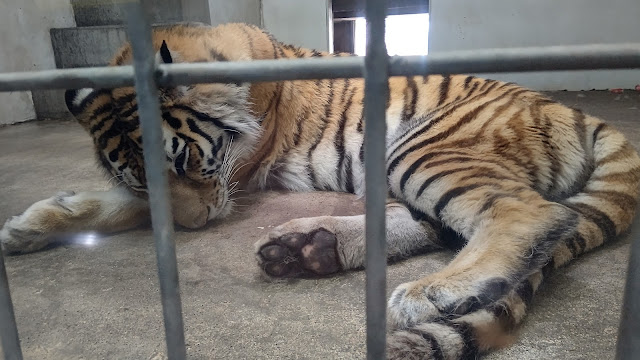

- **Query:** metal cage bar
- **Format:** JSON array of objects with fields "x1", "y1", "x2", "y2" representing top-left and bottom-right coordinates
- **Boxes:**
[
  {"x1": 616, "y1": 209, "x2": 640, "y2": 359},
  {"x1": 363, "y1": 0, "x2": 389, "y2": 359},
  {"x1": 0, "y1": 0, "x2": 639, "y2": 359},
  {"x1": 0, "y1": 245, "x2": 23, "y2": 360},
  {"x1": 124, "y1": 1, "x2": 186, "y2": 359},
  {"x1": 1, "y1": 43, "x2": 640, "y2": 92}
]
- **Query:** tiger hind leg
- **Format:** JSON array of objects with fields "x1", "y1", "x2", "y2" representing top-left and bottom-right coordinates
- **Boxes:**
[
  {"x1": 0, "y1": 186, "x2": 149, "y2": 254},
  {"x1": 388, "y1": 184, "x2": 579, "y2": 328},
  {"x1": 254, "y1": 199, "x2": 444, "y2": 278}
]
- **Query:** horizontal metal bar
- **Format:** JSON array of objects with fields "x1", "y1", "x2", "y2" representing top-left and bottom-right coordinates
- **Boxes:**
[
  {"x1": 0, "y1": 246, "x2": 23, "y2": 360},
  {"x1": 0, "y1": 43, "x2": 639, "y2": 92}
]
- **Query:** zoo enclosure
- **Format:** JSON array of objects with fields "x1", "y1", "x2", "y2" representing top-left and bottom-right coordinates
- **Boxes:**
[{"x1": 1, "y1": 0, "x2": 640, "y2": 359}]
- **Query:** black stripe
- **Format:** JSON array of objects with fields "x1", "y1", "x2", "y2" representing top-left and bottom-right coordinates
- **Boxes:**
[
  {"x1": 562, "y1": 201, "x2": 617, "y2": 243},
  {"x1": 421, "y1": 155, "x2": 511, "y2": 172},
  {"x1": 335, "y1": 88, "x2": 356, "y2": 190},
  {"x1": 458, "y1": 169, "x2": 516, "y2": 183},
  {"x1": 463, "y1": 81, "x2": 480, "y2": 99},
  {"x1": 435, "y1": 184, "x2": 488, "y2": 218},
  {"x1": 118, "y1": 104, "x2": 138, "y2": 119},
  {"x1": 309, "y1": 80, "x2": 335, "y2": 155},
  {"x1": 542, "y1": 115, "x2": 560, "y2": 192},
  {"x1": 397, "y1": 152, "x2": 468, "y2": 193},
  {"x1": 479, "y1": 193, "x2": 519, "y2": 213},
  {"x1": 564, "y1": 234, "x2": 579, "y2": 258},
  {"x1": 404, "y1": 76, "x2": 418, "y2": 120},
  {"x1": 572, "y1": 109, "x2": 587, "y2": 152},
  {"x1": 113, "y1": 93, "x2": 136, "y2": 106},
  {"x1": 209, "y1": 135, "x2": 224, "y2": 155},
  {"x1": 90, "y1": 102, "x2": 114, "y2": 119},
  {"x1": 463, "y1": 76, "x2": 473, "y2": 89},
  {"x1": 339, "y1": 79, "x2": 351, "y2": 103},
  {"x1": 592, "y1": 123, "x2": 607, "y2": 145},
  {"x1": 437, "y1": 75, "x2": 450, "y2": 106},
  {"x1": 407, "y1": 329, "x2": 445, "y2": 360},
  {"x1": 89, "y1": 115, "x2": 112, "y2": 135},
  {"x1": 515, "y1": 279, "x2": 535, "y2": 306},
  {"x1": 209, "y1": 49, "x2": 228, "y2": 62},
  {"x1": 575, "y1": 233, "x2": 587, "y2": 253},
  {"x1": 478, "y1": 79, "x2": 497, "y2": 92},
  {"x1": 186, "y1": 118, "x2": 215, "y2": 145},
  {"x1": 344, "y1": 154, "x2": 355, "y2": 193},
  {"x1": 97, "y1": 127, "x2": 123, "y2": 148},
  {"x1": 170, "y1": 105, "x2": 238, "y2": 133},
  {"x1": 415, "y1": 166, "x2": 476, "y2": 198},
  {"x1": 294, "y1": 47, "x2": 306, "y2": 58},
  {"x1": 449, "y1": 321, "x2": 480, "y2": 360},
  {"x1": 171, "y1": 137, "x2": 179, "y2": 154},
  {"x1": 163, "y1": 112, "x2": 182, "y2": 129},
  {"x1": 176, "y1": 132, "x2": 198, "y2": 145},
  {"x1": 239, "y1": 26, "x2": 255, "y2": 58},
  {"x1": 292, "y1": 107, "x2": 308, "y2": 147},
  {"x1": 174, "y1": 150, "x2": 186, "y2": 176}
]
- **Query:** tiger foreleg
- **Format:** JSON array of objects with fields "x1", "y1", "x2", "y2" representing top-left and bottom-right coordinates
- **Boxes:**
[
  {"x1": 0, "y1": 186, "x2": 149, "y2": 254},
  {"x1": 254, "y1": 200, "x2": 442, "y2": 278}
]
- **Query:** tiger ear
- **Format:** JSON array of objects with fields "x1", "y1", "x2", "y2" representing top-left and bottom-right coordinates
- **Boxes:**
[
  {"x1": 158, "y1": 40, "x2": 173, "y2": 64},
  {"x1": 64, "y1": 88, "x2": 111, "y2": 128},
  {"x1": 65, "y1": 88, "x2": 96, "y2": 116}
]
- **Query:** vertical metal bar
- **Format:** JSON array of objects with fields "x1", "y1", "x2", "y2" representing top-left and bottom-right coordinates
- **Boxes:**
[
  {"x1": 124, "y1": 1, "x2": 186, "y2": 359},
  {"x1": 616, "y1": 210, "x2": 640, "y2": 359},
  {"x1": 364, "y1": 0, "x2": 389, "y2": 359},
  {"x1": 0, "y1": 247, "x2": 23, "y2": 360}
]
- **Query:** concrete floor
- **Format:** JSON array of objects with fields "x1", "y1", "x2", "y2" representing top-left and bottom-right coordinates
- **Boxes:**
[{"x1": 1, "y1": 91, "x2": 639, "y2": 359}]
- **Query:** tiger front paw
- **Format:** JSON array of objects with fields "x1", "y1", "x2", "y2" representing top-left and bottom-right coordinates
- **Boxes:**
[
  {"x1": 0, "y1": 191, "x2": 76, "y2": 254},
  {"x1": 0, "y1": 215, "x2": 49, "y2": 254},
  {"x1": 254, "y1": 218, "x2": 342, "y2": 278}
]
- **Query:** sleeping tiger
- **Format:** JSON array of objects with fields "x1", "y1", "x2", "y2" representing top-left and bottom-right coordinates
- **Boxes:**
[{"x1": 1, "y1": 23, "x2": 639, "y2": 359}]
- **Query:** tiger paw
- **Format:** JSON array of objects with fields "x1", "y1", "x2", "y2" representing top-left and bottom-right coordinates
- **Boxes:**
[
  {"x1": 0, "y1": 215, "x2": 48, "y2": 254},
  {"x1": 255, "y1": 226, "x2": 342, "y2": 278},
  {"x1": 0, "y1": 191, "x2": 76, "y2": 254}
]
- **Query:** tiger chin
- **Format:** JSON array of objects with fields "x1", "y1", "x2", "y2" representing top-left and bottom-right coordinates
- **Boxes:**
[{"x1": 2, "y1": 22, "x2": 639, "y2": 359}]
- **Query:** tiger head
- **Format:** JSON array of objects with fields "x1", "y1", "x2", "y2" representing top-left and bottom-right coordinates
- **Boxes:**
[{"x1": 64, "y1": 35, "x2": 261, "y2": 229}]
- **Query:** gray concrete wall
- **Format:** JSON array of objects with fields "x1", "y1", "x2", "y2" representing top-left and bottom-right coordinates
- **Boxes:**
[
  {"x1": 262, "y1": 0, "x2": 332, "y2": 51},
  {"x1": 182, "y1": 0, "x2": 211, "y2": 25},
  {"x1": 0, "y1": 0, "x2": 76, "y2": 124},
  {"x1": 51, "y1": 26, "x2": 128, "y2": 68},
  {"x1": 209, "y1": 0, "x2": 262, "y2": 27},
  {"x1": 429, "y1": 0, "x2": 640, "y2": 90},
  {"x1": 71, "y1": 0, "x2": 184, "y2": 26}
]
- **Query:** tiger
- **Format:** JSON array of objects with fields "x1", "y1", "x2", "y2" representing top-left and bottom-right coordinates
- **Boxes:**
[{"x1": 1, "y1": 22, "x2": 639, "y2": 359}]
